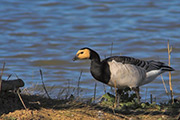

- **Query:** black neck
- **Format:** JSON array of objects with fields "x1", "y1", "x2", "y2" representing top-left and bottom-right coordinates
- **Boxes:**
[
  {"x1": 89, "y1": 49, "x2": 101, "y2": 62},
  {"x1": 89, "y1": 50, "x2": 104, "y2": 82},
  {"x1": 89, "y1": 49, "x2": 110, "y2": 84}
]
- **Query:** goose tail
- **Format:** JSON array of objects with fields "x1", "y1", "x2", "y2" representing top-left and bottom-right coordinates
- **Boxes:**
[
  {"x1": 149, "y1": 60, "x2": 175, "y2": 72},
  {"x1": 161, "y1": 65, "x2": 175, "y2": 72}
]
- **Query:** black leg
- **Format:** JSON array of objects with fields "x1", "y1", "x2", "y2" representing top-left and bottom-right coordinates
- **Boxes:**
[
  {"x1": 132, "y1": 87, "x2": 140, "y2": 103},
  {"x1": 116, "y1": 89, "x2": 123, "y2": 106}
]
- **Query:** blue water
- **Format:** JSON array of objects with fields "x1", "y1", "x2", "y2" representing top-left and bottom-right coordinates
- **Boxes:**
[{"x1": 0, "y1": 0, "x2": 179, "y2": 102}]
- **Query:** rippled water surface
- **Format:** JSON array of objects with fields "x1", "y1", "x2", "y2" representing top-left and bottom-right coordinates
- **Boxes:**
[{"x1": 0, "y1": 0, "x2": 180, "y2": 102}]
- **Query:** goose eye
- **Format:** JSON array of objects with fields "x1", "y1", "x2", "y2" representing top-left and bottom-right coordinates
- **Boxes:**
[{"x1": 80, "y1": 52, "x2": 84, "y2": 54}]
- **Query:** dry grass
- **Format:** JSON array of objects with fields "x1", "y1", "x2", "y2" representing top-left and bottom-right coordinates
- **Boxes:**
[
  {"x1": 0, "y1": 91, "x2": 179, "y2": 120},
  {"x1": 0, "y1": 62, "x2": 6, "y2": 91}
]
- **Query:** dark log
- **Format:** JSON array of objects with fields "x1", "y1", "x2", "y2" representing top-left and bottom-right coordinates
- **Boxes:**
[{"x1": 1, "y1": 79, "x2": 24, "y2": 91}]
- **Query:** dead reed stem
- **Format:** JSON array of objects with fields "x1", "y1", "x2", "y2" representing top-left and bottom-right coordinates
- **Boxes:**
[
  {"x1": 15, "y1": 73, "x2": 19, "y2": 79},
  {"x1": 114, "y1": 81, "x2": 117, "y2": 108},
  {"x1": 7, "y1": 74, "x2": 12, "y2": 80},
  {"x1": 161, "y1": 75, "x2": 169, "y2": 98},
  {"x1": 0, "y1": 62, "x2": 5, "y2": 91},
  {"x1": 167, "y1": 40, "x2": 174, "y2": 104},
  {"x1": 39, "y1": 69, "x2": 51, "y2": 99},
  {"x1": 77, "y1": 70, "x2": 82, "y2": 97},
  {"x1": 17, "y1": 89, "x2": 27, "y2": 110},
  {"x1": 150, "y1": 94, "x2": 153, "y2": 104},
  {"x1": 103, "y1": 84, "x2": 106, "y2": 94},
  {"x1": 145, "y1": 88, "x2": 148, "y2": 102},
  {"x1": 66, "y1": 79, "x2": 70, "y2": 99},
  {"x1": 93, "y1": 82, "x2": 97, "y2": 102}
]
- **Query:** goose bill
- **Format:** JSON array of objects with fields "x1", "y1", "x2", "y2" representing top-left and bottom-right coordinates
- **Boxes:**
[{"x1": 72, "y1": 55, "x2": 78, "y2": 61}]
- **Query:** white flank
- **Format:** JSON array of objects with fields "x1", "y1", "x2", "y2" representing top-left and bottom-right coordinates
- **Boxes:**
[
  {"x1": 141, "y1": 69, "x2": 162, "y2": 85},
  {"x1": 107, "y1": 60, "x2": 146, "y2": 88}
]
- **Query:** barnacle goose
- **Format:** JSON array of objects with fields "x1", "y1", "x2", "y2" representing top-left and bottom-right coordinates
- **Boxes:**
[{"x1": 73, "y1": 47, "x2": 174, "y2": 102}]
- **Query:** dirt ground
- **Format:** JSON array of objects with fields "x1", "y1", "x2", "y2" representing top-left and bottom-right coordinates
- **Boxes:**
[{"x1": 0, "y1": 92, "x2": 179, "y2": 120}]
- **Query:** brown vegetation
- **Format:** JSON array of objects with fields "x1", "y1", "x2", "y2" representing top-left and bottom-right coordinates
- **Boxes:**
[{"x1": 0, "y1": 91, "x2": 179, "y2": 120}]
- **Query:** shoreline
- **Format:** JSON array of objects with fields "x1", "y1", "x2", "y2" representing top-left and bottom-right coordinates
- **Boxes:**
[{"x1": 0, "y1": 92, "x2": 179, "y2": 120}]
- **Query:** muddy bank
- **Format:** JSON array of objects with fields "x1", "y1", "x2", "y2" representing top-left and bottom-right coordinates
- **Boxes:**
[{"x1": 0, "y1": 92, "x2": 179, "y2": 120}]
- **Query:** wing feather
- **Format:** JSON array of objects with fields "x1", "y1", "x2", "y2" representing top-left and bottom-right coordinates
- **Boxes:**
[{"x1": 104, "y1": 56, "x2": 174, "y2": 72}]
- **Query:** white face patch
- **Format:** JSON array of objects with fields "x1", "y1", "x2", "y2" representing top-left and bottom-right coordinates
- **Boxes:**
[
  {"x1": 76, "y1": 49, "x2": 90, "y2": 59},
  {"x1": 107, "y1": 60, "x2": 146, "y2": 88}
]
